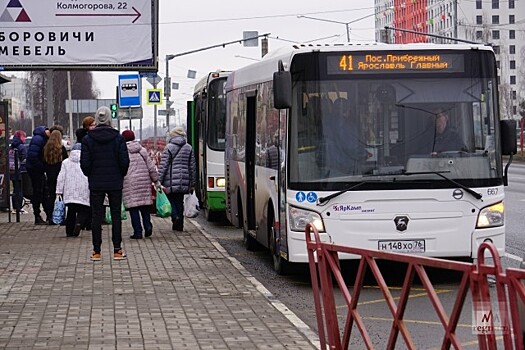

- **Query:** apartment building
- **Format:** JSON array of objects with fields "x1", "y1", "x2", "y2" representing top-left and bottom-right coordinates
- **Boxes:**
[{"x1": 375, "y1": 0, "x2": 524, "y2": 119}]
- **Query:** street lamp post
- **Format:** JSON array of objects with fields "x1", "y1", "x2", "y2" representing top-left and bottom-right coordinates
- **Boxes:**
[{"x1": 297, "y1": 13, "x2": 376, "y2": 42}]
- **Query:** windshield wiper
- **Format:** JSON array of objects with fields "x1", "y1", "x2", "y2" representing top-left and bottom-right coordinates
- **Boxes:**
[
  {"x1": 401, "y1": 171, "x2": 483, "y2": 200},
  {"x1": 317, "y1": 181, "x2": 369, "y2": 206}
]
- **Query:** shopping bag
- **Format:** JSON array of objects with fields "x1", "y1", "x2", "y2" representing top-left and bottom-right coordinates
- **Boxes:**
[
  {"x1": 52, "y1": 196, "x2": 65, "y2": 224},
  {"x1": 183, "y1": 191, "x2": 200, "y2": 218},
  {"x1": 155, "y1": 190, "x2": 172, "y2": 218},
  {"x1": 105, "y1": 202, "x2": 127, "y2": 224}
]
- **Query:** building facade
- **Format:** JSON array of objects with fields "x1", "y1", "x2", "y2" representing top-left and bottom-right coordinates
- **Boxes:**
[{"x1": 375, "y1": 0, "x2": 524, "y2": 119}]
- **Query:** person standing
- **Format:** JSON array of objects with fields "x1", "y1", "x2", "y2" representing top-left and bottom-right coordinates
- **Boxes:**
[
  {"x1": 56, "y1": 147, "x2": 90, "y2": 237},
  {"x1": 122, "y1": 130, "x2": 159, "y2": 239},
  {"x1": 9, "y1": 130, "x2": 28, "y2": 213},
  {"x1": 81, "y1": 106, "x2": 129, "y2": 261},
  {"x1": 26, "y1": 126, "x2": 50, "y2": 225},
  {"x1": 43, "y1": 129, "x2": 69, "y2": 225},
  {"x1": 158, "y1": 126, "x2": 196, "y2": 232},
  {"x1": 73, "y1": 116, "x2": 96, "y2": 150}
]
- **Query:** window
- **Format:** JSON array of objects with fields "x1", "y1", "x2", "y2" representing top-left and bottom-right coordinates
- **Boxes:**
[
  {"x1": 492, "y1": 30, "x2": 500, "y2": 39},
  {"x1": 492, "y1": 15, "x2": 499, "y2": 24},
  {"x1": 510, "y1": 76, "x2": 516, "y2": 85},
  {"x1": 509, "y1": 0, "x2": 515, "y2": 8},
  {"x1": 496, "y1": 61, "x2": 500, "y2": 69},
  {"x1": 493, "y1": 46, "x2": 500, "y2": 54},
  {"x1": 476, "y1": 31, "x2": 483, "y2": 40},
  {"x1": 510, "y1": 45, "x2": 515, "y2": 54},
  {"x1": 509, "y1": 30, "x2": 515, "y2": 39},
  {"x1": 492, "y1": 0, "x2": 499, "y2": 9},
  {"x1": 512, "y1": 91, "x2": 517, "y2": 100},
  {"x1": 510, "y1": 60, "x2": 515, "y2": 69},
  {"x1": 476, "y1": 15, "x2": 483, "y2": 24},
  {"x1": 513, "y1": 106, "x2": 517, "y2": 115},
  {"x1": 476, "y1": 0, "x2": 482, "y2": 9},
  {"x1": 509, "y1": 15, "x2": 515, "y2": 24}
]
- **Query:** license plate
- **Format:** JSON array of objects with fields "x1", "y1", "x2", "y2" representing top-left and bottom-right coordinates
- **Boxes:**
[{"x1": 377, "y1": 239, "x2": 425, "y2": 253}]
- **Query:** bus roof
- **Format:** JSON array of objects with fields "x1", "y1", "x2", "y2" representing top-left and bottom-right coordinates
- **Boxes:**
[
  {"x1": 193, "y1": 70, "x2": 231, "y2": 95},
  {"x1": 226, "y1": 42, "x2": 494, "y2": 90}
]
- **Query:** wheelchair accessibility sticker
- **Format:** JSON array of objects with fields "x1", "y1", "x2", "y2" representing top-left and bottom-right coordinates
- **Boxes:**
[{"x1": 296, "y1": 192, "x2": 318, "y2": 203}]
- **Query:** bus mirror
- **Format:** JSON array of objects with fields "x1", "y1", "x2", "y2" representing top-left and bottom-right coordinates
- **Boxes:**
[
  {"x1": 273, "y1": 68, "x2": 292, "y2": 110},
  {"x1": 500, "y1": 119, "x2": 517, "y2": 155}
]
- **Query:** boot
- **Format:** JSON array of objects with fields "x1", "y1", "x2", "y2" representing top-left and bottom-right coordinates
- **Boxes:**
[
  {"x1": 172, "y1": 219, "x2": 183, "y2": 232},
  {"x1": 35, "y1": 215, "x2": 47, "y2": 225}
]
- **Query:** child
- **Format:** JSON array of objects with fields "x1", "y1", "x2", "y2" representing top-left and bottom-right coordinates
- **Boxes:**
[{"x1": 56, "y1": 148, "x2": 90, "y2": 236}]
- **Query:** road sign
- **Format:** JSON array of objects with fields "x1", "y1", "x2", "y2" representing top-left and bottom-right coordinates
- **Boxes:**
[
  {"x1": 146, "y1": 89, "x2": 163, "y2": 105},
  {"x1": 158, "y1": 109, "x2": 175, "y2": 116},
  {"x1": 118, "y1": 74, "x2": 141, "y2": 108},
  {"x1": 146, "y1": 75, "x2": 162, "y2": 86},
  {"x1": 118, "y1": 107, "x2": 143, "y2": 120}
]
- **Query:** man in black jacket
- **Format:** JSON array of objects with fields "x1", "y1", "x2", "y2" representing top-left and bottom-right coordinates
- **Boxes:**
[{"x1": 81, "y1": 106, "x2": 130, "y2": 261}]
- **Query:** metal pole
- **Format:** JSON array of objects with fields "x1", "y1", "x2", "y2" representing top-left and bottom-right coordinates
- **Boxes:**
[
  {"x1": 165, "y1": 56, "x2": 170, "y2": 131},
  {"x1": 153, "y1": 81, "x2": 158, "y2": 151},
  {"x1": 345, "y1": 23, "x2": 350, "y2": 42},
  {"x1": 128, "y1": 106, "x2": 132, "y2": 130},
  {"x1": 67, "y1": 71, "x2": 74, "y2": 142},
  {"x1": 46, "y1": 69, "x2": 54, "y2": 126},
  {"x1": 453, "y1": 0, "x2": 458, "y2": 40}
]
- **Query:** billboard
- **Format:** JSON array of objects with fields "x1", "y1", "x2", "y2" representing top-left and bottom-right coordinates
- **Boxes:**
[{"x1": 0, "y1": 0, "x2": 158, "y2": 71}]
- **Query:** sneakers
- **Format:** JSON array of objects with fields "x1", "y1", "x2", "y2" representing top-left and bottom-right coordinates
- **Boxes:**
[
  {"x1": 113, "y1": 249, "x2": 126, "y2": 260},
  {"x1": 145, "y1": 228, "x2": 153, "y2": 237},
  {"x1": 90, "y1": 251, "x2": 101, "y2": 261},
  {"x1": 129, "y1": 234, "x2": 143, "y2": 239}
]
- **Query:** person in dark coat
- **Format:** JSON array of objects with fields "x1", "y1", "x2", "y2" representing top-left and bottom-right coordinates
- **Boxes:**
[
  {"x1": 81, "y1": 106, "x2": 130, "y2": 261},
  {"x1": 432, "y1": 109, "x2": 468, "y2": 154},
  {"x1": 157, "y1": 126, "x2": 196, "y2": 232},
  {"x1": 9, "y1": 130, "x2": 28, "y2": 213},
  {"x1": 26, "y1": 126, "x2": 50, "y2": 225}
]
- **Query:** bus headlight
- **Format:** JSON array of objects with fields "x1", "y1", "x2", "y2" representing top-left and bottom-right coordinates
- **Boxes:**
[
  {"x1": 288, "y1": 206, "x2": 325, "y2": 232},
  {"x1": 216, "y1": 177, "x2": 226, "y2": 188},
  {"x1": 476, "y1": 201, "x2": 504, "y2": 228}
]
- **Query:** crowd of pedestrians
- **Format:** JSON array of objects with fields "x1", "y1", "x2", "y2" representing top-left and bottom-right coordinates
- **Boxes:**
[{"x1": 9, "y1": 106, "x2": 197, "y2": 262}]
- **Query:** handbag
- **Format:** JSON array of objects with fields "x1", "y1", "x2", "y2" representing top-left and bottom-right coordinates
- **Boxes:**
[
  {"x1": 105, "y1": 202, "x2": 127, "y2": 224},
  {"x1": 52, "y1": 196, "x2": 66, "y2": 224},
  {"x1": 155, "y1": 190, "x2": 172, "y2": 218},
  {"x1": 183, "y1": 191, "x2": 200, "y2": 218}
]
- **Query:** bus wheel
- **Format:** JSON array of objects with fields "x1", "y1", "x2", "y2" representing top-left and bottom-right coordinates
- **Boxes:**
[{"x1": 269, "y1": 219, "x2": 288, "y2": 275}]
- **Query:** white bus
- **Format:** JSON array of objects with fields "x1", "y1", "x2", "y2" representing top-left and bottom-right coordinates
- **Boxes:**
[
  {"x1": 188, "y1": 71, "x2": 230, "y2": 221},
  {"x1": 224, "y1": 43, "x2": 516, "y2": 274}
]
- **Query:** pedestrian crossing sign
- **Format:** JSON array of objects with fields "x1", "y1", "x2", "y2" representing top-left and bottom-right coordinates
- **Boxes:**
[{"x1": 146, "y1": 89, "x2": 163, "y2": 105}]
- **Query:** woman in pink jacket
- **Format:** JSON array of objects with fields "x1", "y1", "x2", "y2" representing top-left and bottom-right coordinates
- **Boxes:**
[{"x1": 122, "y1": 130, "x2": 159, "y2": 239}]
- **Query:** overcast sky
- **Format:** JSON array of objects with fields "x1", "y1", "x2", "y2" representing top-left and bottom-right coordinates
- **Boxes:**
[{"x1": 96, "y1": 1, "x2": 377, "y2": 128}]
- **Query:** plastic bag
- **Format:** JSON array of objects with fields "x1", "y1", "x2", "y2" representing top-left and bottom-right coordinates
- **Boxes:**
[
  {"x1": 183, "y1": 191, "x2": 200, "y2": 218},
  {"x1": 105, "y1": 202, "x2": 127, "y2": 224},
  {"x1": 52, "y1": 196, "x2": 65, "y2": 224},
  {"x1": 155, "y1": 190, "x2": 172, "y2": 218}
]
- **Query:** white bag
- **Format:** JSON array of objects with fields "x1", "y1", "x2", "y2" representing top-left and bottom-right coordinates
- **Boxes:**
[{"x1": 183, "y1": 191, "x2": 200, "y2": 218}]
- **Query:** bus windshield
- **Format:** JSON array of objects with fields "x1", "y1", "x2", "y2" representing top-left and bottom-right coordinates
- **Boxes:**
[
  {"x1": 288, "y1": 50, "x2": 502, "y2": 191},
  {"x1": 207, "y1": 78, "x2": 227, "y2": 150}
]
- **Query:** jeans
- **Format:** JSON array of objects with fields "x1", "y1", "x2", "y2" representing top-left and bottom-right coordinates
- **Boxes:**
[
  {"x1": 90, "y1": 190, "x2": 123, "y2": 253},
  {"x1": 65, "y1": 203, "x2": 90, "y2": 236},
  {"x1": 167, "y1": 192, "x2": 184, "y2": 230},
  {"x1": 129, "y1": 205, "x2": 152, "y2": 236}
]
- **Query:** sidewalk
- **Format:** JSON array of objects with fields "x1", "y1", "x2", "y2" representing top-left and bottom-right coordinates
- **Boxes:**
[{"x1": 0, "y1": 210, "x2": 318, "y2": 349}]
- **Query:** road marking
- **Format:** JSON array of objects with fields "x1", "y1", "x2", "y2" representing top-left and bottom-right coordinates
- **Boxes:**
[
  {"x1": 505, "y1": 252, "x2": 523, "y2": 263},
  {"x1": 363, "y1": 316, "x2": 472, "y2": 329},
  {"x1": 334, "y1": 287, "x2": 452, "y2": 308}
]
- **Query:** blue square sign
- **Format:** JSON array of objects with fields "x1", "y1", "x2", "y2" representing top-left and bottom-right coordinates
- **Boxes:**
[{"x1": 118, "y1": 74, "x2": 141, "y2": 108}]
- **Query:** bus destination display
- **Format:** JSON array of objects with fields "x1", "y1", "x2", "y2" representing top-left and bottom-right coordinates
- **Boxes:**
[{"x1": 327, "y1": 53, "x2": 465, "y2": 74}]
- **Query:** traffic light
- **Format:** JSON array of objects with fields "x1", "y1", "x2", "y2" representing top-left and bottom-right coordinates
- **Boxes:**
[{"x1": 110, "y1": 103, "x2": 118, "y2": 119}]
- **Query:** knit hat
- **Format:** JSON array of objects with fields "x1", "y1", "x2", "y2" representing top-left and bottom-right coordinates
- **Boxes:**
[
  {"x1": 96, "y1": 106, "x2": 112, "y2": 126},
  {"x1": 169, "y1": 126, "x2": 186, "y2": 138},
  {"x1": 122, "y1": 129, "x2": 135, "y2": 142}
]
